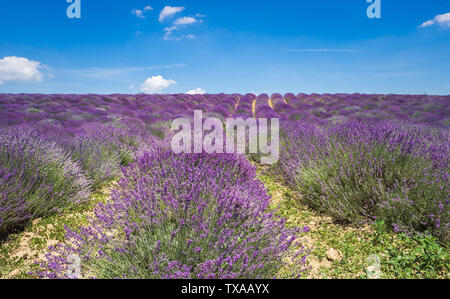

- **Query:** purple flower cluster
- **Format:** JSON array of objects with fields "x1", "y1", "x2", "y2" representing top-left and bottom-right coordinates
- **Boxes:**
[
  {"x1": 38, "y1": 149, "x2": 309, "y2": 279},
  {"x1": 0, "y1": 125, "x2": 91, "y2": 236},
  {"x1": 1, "y1": 93, "x2": 448, "y2": 129},
  {"x1": 282, "y1": 93, "x2": 449, "y2": 127},
  {"x1": 280, "y1": 119, "x2": 449, "y2": 241}
]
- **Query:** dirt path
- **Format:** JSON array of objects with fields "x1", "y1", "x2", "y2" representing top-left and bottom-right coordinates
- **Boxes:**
[
  {"x1": 0, "y1": 184, "x2": 113, "y2": 279},
  {"x1": 256, "y1": 165, "x2": 375, "y2": 279}
]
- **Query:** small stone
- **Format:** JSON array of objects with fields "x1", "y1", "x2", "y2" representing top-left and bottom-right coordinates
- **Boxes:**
[
  {"x1": 32, "y1": 218, "x2": 42, "y2": 226},
  {"x1": 46, "y1": 239, "x2": 59, "y2": 247},
  {"x1": 12, "y1": 248, "x2": 34, "y2": 260},
  {"x1": 326, "y1": 248, "x2": 342, "y2": 261},
  {"x1": 6, "y1": 269, "x2": 20, "y2": 279}
]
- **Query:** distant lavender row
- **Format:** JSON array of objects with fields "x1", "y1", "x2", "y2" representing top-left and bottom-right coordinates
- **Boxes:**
[{"x1": 1, "y1": 93, "x2": 448, "y2": 128}]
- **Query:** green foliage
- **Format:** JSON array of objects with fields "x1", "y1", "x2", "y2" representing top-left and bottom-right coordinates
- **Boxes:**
[
  {"x1": 370, "y1": 220, "x2": 449, "y2": 278},
  {"x1": 384, "y1": 233, "x2": 449, "y2": 278}
]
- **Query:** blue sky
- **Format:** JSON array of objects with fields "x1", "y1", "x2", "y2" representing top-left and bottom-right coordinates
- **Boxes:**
[{"x1": 0, "y1": 0, "x2": 449, "y2": 95}]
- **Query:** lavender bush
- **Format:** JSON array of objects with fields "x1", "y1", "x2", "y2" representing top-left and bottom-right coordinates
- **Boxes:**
[
  {"x1": 38, "y1": 150, "x2": 309, "y2": 279},
  {"x1": 31, "y1": 122, "x2": 150, "y2": 190},
  {"x1": 0, "y1": 126, "x2": 91, "y2": 236},
  {"x1": 280, "y1": 120, "x2": 449, "y2": 241}
]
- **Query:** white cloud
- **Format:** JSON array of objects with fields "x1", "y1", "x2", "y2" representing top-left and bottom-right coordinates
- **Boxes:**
[
  {"x1": 163, "y1": 26, "x2": 179, "y2": 40},
  {"x1": 132, "y1": 9, "x2": 145, "y2": 18},
  {"x1": 186, "y1": 88, "x2": 206, "y2": 95},
  {"x1": 174, "y1": 16, "x2": 198, "y2": 26},
  {"x1": 132, "y1": 5, "x2": 153, "y2": 18},
  {"x1": 140, "y1": 75, "x2": 177, "y2": 93},
  {"x1": 159, "y1": 7, "x2": 205, "y2": 40},
  {"x1": 163, "y1": 17, "x2": 200, "y2": 40},
  {"x1": 0, "y1": 56, "x2": 44, "y2": 85},
  {"x1": 419, "y1": 12, "x2": 450, "y2": 28},
  {"x1": 419, "y1": 20, "x2": 435, "y2": 28},
  {"x1": 159, "y1": 6, "x2": 185, "y2": 22}
]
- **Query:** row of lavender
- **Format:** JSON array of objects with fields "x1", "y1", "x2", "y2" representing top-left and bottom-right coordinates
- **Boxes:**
[
  {"x1": 38, "y1": 151, "x2": 309, "y2": 278},
  {"x1": 1, "y1": 93, "x2": 449, "y2": 127},
  {"x1": 0, "y1": 93, "x2": 448, "y2": 278},
  {"x1": 280, "y1": 120, "x2": 449, "y2": 242},
  {"x1": 0, "y1": 93, "x2": 310, "y2": 278},
  {"x1": 0, "y1": 121, "x2": 158, "y2": 235}
]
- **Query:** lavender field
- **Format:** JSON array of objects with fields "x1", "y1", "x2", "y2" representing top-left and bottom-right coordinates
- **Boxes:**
[{"x1": 0, "y1": 93, "x2": 449, "y2": 279}]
